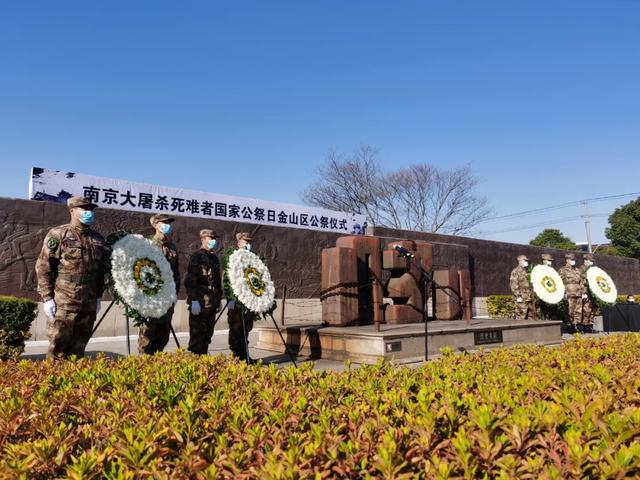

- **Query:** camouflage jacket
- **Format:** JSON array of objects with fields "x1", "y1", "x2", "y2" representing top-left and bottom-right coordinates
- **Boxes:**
[
  {"x1": 35, "y1": 223, "x2": 110, "y2": 310},
  {"x1": 150, "y1": 236, "x2": 180, "y2": 294},
  {"x1": 580, "y1": 264, "x2": 593, "y2": 296},
  {"x1": 184, "y1": 248, "x2": 222, "y2": 307},
  {"x1": 509, "y1": 266, "x2": 532, "y2": 300},
  {"x1": 559, "y1": 265, "x2": 585, "y2": 297}
]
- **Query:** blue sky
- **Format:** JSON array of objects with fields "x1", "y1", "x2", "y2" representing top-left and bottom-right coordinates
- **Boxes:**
[{"x1": 1, "y1": 0, "x2": 638, "y2": 245}]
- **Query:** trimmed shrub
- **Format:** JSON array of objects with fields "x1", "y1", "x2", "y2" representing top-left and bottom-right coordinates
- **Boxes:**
[
  {"x1": 487, "y1": 294, "x2": 640, "y2": 319},
  {"x1": 486, "y1": 295, "x2": 559, "y2": 320},
  {"x1": 1, "y1": 335, "x2": 639, "y2": 478},
  {"x1": 617, "y1": 294, "x2": 640, "y2": 304},
  {"x1": 0, "y1": 296, "x2": 37, "y2": 360},
  {"x1": 486, "y1": 294, "x2": 515, "y2": 318}
]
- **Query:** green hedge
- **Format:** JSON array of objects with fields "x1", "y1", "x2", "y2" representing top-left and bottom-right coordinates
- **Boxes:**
[
  {"x1": 0, "y1": 296, "x2": 37, "y2": 360},
  {"x1": 487, "y1": 295, "x2": 516, "y2": 318},
  {"x1": 1, "y1": 335, "x2": 639, "y2": 478},
  {"x1": 486, "y1": 295, "x2": 559, "y2": 319},
  {"x1": 618, "y1": 294, "x2": 640, "y2": 304}
]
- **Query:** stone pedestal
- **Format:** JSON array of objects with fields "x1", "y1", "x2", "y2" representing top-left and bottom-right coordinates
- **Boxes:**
[{"x1": 255, "y1": 318, "x2": 563, "y2": 364}]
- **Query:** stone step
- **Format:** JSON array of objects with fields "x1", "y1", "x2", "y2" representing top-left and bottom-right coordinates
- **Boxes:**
[{"x1": 255, "y1": 318, "x2": 563, "y2": 364}]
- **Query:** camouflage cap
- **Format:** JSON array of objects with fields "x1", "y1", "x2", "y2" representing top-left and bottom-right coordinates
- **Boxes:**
[
  {"x1": 541, "y1": 253, "x2": 553, "y2": 261},
  {"x1": 236, "y1": 232, "x2": 252, "y2": 242},
  {"x1": 517, "y1": 254, "x2": 528, "y2": 261},
  {"x1": 199, "y1": 229, "x2": 217, "y2": 238},
  {"x1": 150, "y1": 213, "x2": 175, "y2": 225},
  {"x1": 67, "y1": 196, "x2": 97, "y2": 209},
  {"x1": 565, "y1": 252, "x2": 576, "y2": 260}
]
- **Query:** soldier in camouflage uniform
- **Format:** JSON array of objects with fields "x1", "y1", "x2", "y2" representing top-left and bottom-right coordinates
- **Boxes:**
[
  {"x1": 538, "y1": 253, "x2": 558, "y2": 320},
  {"x1": 580, "y1": 253, "x2": 595, "y2": 333},
  {"x1": 510, "y1": 254, "x2": 535, "y2": 320},
  {"x1": 138, "y1": 214, "x2": 180, "y2": 354},
  {"x1": 225, "y1": 232, "x2": 258, "y2": 362},
  {"x1": 558, "y1": 252, "x2": 586, "y2": 332},
  {"x1": 35, "y1": 196, "x2": 109, "y2": 358},
  {"x1": 184, "y1": 229, "x2": 222, "y2": 355}
]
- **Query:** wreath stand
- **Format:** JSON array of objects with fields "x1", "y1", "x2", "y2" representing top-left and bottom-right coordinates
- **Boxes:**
[
  {"x1": 91, "y1": 299, "x2": 132, "y2": 356},
  {"x1": 212, "y1": 300, "x2": 298, "y2": 367},
  {"x1": 91, "y1": 299, "x2": 181, "y2": 356}
]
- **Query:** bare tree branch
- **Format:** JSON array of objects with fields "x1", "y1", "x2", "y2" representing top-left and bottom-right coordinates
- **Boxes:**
[{"x1": 301, "y1": 146, "x2": 493, "y2": 234}]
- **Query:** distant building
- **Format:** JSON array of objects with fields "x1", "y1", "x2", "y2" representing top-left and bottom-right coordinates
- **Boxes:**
[{"x1": 576, "y1": 241, "x2": 611, "y2": 253}]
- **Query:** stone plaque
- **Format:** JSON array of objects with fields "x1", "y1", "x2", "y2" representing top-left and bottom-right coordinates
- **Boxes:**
[{"x1": 473, "y1": 329, "x2": 503, "y2": 345}]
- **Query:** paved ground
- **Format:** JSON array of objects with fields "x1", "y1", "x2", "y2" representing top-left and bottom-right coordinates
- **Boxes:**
[
  {"x1": 20, "y1": 329, "x2": 353, "y2": 371},
  {"x1": 20, "y1": 327, "x2": 610, "y2": 371}
]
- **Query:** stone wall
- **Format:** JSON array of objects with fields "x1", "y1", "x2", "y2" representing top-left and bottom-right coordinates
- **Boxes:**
[
  {"x1": 2, "y1": 197, "x2": 638, "y2": 302},
  {"x1": 0, "y1": 197, "x2": 337, "y2": 339},
  {"x1": 0, "y1": 197, "x2": 342, "y2": 301},
  {"x1": 1, "y1": 197, "x2": 638, "y2": 338}
]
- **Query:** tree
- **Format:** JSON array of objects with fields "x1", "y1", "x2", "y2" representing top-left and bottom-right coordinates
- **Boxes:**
[
  {"x1": 594, "y1": 244, "x2": 621, "y2": 256},
  {"x1": 301, "y1": 146, "x2": 387, "y2": 226},
  {"x1": 301, "y1": 146, "x2": 492, "y2": 234},
  {"x1": 529, "y1": 229, "x2": 579, "y2": 250},
  {"x1": 605, "y1": 197, "x2": 640, "y2": 259}
]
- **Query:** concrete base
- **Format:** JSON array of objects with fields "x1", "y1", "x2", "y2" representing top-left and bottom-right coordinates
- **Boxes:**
[{"x1": 255, "y1": 318, "x2": 563, "y2": 364}]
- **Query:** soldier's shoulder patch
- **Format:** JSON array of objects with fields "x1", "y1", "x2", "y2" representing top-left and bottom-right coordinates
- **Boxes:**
[{"x1": 46, "y1": 237, "x2": 59, "y2": 250}]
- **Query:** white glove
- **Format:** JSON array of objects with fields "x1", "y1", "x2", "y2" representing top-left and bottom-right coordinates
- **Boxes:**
[
  {"x1": 516, "y1": 297, "x2": 523, "y2": 303},
  {"x1": 44, "y1": 299, "x2": 57, "y2": 319},
  {"x1": 96, "y1": 299, "x2": 102, "y2": 313},
  {"x1": 228, "y1": 300, "x2": 236, "y2": 310},
  {"x1": 582, "y1": 293, "x2": 588, "y2": 299},
  {"x1": 191, "y1": 301, "x2": 202, "y2": 316}
]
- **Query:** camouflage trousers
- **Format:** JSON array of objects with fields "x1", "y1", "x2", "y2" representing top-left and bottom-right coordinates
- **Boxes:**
[
  {"x1": 47, "y1": 308, "x2": 97, "y2": 358},
  {"x1": 581, "y1": 297, "x2": 593, "y2": 325},
  {"x1": 138, "y1": 306, "x2": 174, "y2": 355},
  {"x1": 514, "y1": 298, "x2": 535, "y2": 320},
  {"x1": 566, "y1": 296, "x2": 586, "y2": 326},
  {"x1": 540, "y1": 302, "x2": 562, "y2": 321},
  {"x1": 228, "y1": 308, "x2": 255, "y2": 360},
  {"x1": 188, "y1": 307, "x2": 216, "y2": 355}
]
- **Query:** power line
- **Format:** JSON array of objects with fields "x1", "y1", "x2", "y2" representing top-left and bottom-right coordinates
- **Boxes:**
[
  {"x1": 582, "y1": 200, "x2": 593, "y2": 253},
  {"x1": 479, "y1": 191, "x2": 639, "y2": 224},
  {"x1": 481, "y1": 213, "x2": 609, "y2": 236}
]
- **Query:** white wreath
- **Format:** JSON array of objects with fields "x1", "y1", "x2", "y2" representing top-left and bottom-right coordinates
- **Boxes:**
[
  {"x1": 530, "y1": 264, "x2": 565, "y2": 305},
  {"x1": 110, "y1": 234, "x2": 177, "y2": 318},
  {"x1": 586, "y1": 266, "x2": 617, "y2": 304},
  {"x1": 227, "y1": 249, "x2": 276, "y2": 314}
]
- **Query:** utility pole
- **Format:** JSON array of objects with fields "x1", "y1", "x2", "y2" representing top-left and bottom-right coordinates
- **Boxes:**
[{"x1": 581, "y1": 200, "x2": 593, "y2": 253}]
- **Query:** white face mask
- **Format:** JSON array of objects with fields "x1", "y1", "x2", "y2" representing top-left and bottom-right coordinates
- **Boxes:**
[
  {"x1": 543, "y1": 260, "x2": 552, "y2": 266},
  {"x1": 520, "y1": 261, "x2": 529, "y2": 268},
  {"x1": 585, "y1": 260, "x2": 593, "y2": 267},
  {"x1": 570, "y1": 260, "x2": 576, "y2": 266}
]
